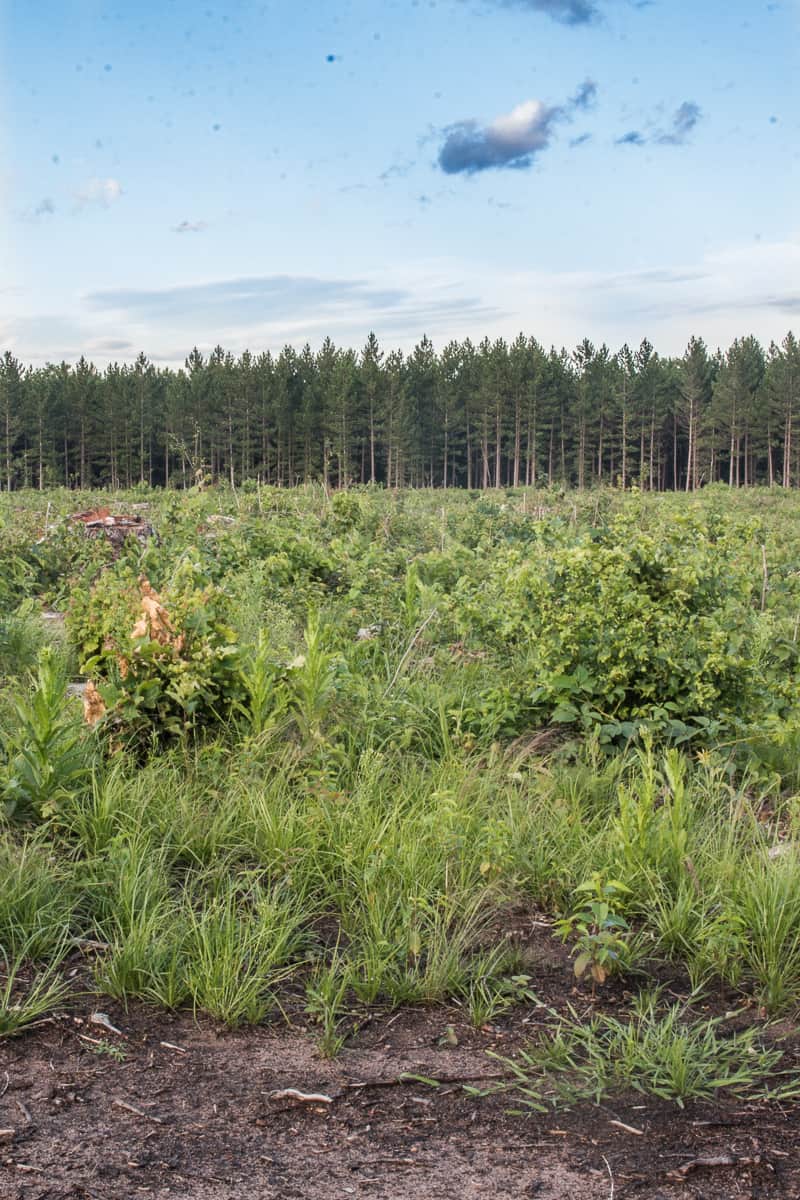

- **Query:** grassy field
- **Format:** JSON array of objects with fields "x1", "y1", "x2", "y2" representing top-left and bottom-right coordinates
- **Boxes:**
[{"x1": 2, "y1": 483, "x2": 800, "y2": 1116}]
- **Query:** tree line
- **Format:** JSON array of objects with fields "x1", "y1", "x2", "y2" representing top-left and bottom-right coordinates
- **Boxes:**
[{"x1": 0, "y1": 330, "x2": 797, "y2": 491}]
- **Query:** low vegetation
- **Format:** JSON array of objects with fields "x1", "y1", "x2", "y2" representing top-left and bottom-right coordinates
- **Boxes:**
[{"x1": 1, "y1": 483, "x2": 800, "y2": 1110}]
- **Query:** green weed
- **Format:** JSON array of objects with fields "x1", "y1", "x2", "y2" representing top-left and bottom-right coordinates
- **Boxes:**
[{"x1": 477, "y1": 994, "x2": 786, "y2": 1110}]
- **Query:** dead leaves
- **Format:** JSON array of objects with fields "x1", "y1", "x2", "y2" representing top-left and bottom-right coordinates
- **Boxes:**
[
  {"x1": 132, "y1": 578, "x2": 177, "y2": 647},
  {"x1": 82, "y1": 680, "x2": 106, "y2": 726},
  {"x1": 82, "y1": 577, "x2": 183, "y2": 726}
]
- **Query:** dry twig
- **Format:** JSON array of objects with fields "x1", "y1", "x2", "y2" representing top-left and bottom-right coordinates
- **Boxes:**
[
  {"x1": 602, "y1": 1153, "x2": 615, "y2": 1200},
  {"x1": 608, "y1": 1119, "x2": 643, "y2": 1136},
  {"x1": 268, "y1": 1089, "x2": 335, "y2": 1104},
  {"x1": 667, "y1": 1153, "x2": 762, "y2": 1180},
  {"x1": 112, "y1": 1098, "x2": 164, "y2": 1124}
]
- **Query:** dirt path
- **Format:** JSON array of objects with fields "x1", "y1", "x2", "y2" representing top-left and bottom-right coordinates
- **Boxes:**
[{"x1": 2, "y1": 991, "x2": 798, "y2": 1200}]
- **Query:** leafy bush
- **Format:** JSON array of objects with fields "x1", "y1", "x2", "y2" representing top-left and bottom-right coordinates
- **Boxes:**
[
  {"x1": 67, "y1": 557, "x2": 243, "y2": 740},
  {"x1": 455, "y1": 510, "x2": 792, "y2": 742}
]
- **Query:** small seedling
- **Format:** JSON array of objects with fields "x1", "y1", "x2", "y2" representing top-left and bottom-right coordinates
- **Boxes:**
[
  {"x1": 90, "y1": 1038, "x2": 128, "y2": 1062},
  {"x1": 555, "y1": 875, "x2": 631, "y2": 988},
  {"x1": 304, "y1": 953, "x2": 351, "y2": 1059}
]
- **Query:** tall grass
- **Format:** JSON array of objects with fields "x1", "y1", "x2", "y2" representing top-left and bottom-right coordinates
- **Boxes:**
[{"x1": 3, "y1": 734, "x2": 800, "y2": 1021}]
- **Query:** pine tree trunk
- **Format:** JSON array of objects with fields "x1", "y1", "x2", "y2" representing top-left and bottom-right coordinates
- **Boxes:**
[
  {"x1": 513, "y1": 394, "x2": 521, "y2": 487},
  {"x1": 466, "y1": 418, "x2": 472, "y2": 490},
  {"x1": 494, "y1": 406, "x2": 502, "y2": 488},
  {"x1": 369, "y1": 400, "x2": 376, "y2": 484}
]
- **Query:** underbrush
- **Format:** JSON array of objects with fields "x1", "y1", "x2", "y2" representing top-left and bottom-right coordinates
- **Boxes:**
[{"x1": 1, "y1": 485, "x2": 800, "y2": 1109}]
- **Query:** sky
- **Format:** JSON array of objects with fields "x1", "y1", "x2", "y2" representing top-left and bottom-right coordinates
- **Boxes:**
[{"x1": 2, "y1": 0, "x2": 798, "y2": 367}]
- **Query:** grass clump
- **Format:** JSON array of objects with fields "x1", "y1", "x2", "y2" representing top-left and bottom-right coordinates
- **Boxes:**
[
  {"x1": 0, "y1": 935, "x2": 72, "y2": 1038},
  {"x1": 183, "y1": 876, "x2": 309, "y2": 1026},
  {"x1": 477, "y1": 993, "x2": 786, "y2": 1111}
]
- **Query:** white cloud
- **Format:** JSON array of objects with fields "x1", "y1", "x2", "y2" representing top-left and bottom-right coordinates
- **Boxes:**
[
  {"x1": 489, "y1": 100, "x2": 552, "y2": 145},
  {"x1": 75, "y1": 177, "x2": 124, "y2": 209},
  {"x1": 438, "y1": 99, "x2": 560, "y2": 173}
]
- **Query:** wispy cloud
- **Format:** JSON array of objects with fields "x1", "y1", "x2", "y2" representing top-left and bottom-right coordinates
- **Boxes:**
[
  {"x1": 379, "y1": 160, "x2": 416, "y2": 181},
  {"x1": 495, "y1": 0, "x2": 601, "y2": 25},
  {"x1": 7, "y1": 238, "x2": 797, "y2": 368},
  {"x1": 86, "y1": 276, "x2": 409, "y2": 324},
  {"x1": 2, "y1": 270, "x2": 505, "y2": 365},
  {"x1": 571, "y1": 79, "x2": 598, "y2": 109},
  {"x1": 616, "y1": 101, "x2": 702, "y2": 147},
  {"x1": 656, "y1": 101, "x2": 702, "y2": 145},
  {"x1": 88, "y1": 337, "x2": 134, "y2": 352},
  {"x1": 489, "y1": 237, "x2": 800, "y2": 345},
  {"x1": 75, "y1": 177, "x2": 123, "y2": 208},
  {"x1": 17, "y1": 197, "x2": 56, "y2": 222},
  {"x1": 467, "y1": 0, "x2": 649, "y2": 25},
  {"x1": 437, "y1": 79, "x2": 597, "y2": 174},
  {"x1": 80, "y1": 273, "x2": 503, "y2": 356},
  {"x1": 172, "y1": 219, "x2": 208, "y2": 234}
]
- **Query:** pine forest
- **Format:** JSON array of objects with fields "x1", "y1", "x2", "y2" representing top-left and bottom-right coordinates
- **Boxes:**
[{"x1": 2, "y1": 330, "x2": 798, "y2": 492}]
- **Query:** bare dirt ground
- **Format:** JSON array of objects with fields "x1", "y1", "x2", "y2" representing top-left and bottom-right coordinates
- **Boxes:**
[{"x1": 2, "y1": 920, "x2": 798, "y2": 1200}]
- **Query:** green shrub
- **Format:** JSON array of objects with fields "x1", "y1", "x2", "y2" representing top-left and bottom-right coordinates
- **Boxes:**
[
  {"x1": 67, "y1": 556, "x2": 243, "y2": 740},
  {"x1": 454, "y1": 510, "x2": 790, "y2": 742}
]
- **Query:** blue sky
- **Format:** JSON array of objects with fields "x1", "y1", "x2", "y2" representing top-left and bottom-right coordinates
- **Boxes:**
[{"x1": 2, "y1": 0, "x2": 798, "y2": 365}]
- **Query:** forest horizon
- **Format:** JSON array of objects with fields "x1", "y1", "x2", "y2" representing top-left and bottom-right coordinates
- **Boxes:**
[{"x1": 2, "y1": 328, "x2": 798, "y2": 494}]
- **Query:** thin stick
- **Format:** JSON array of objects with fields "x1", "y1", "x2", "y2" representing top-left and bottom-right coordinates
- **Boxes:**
[
  {"x1": 347, "y1": 1070, "x2": 509, "y2": 1091},
  {"x1": 602, "y1": 1153, "x2": 614, "y2": 1200},
  {"x1": 761, "y1": 543, "x2": 769, "y2": 612},
  {"x1": 383, "y1": 609, "x2": 437, "y2": 698},
  {"x1": 668, "y1": 1153, "x2": 761, "y2": 1180},
  {"x1": 112, "y1": 1098, "x2": 164, "y2": 1124},
  {"x1": 608, "y1": 1119, "x2": 643, "y2": 1136},
  {"x1": 160, "y1": 1041, "x2": 187, "y2": 1054}
]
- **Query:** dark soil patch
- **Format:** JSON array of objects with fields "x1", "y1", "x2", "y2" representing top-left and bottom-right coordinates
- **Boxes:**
[{"x1": 2, "y1": 923, "x2": 799, "y2": 1199}]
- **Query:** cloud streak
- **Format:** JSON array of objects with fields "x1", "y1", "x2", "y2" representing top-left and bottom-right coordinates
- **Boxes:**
[
  {"x1": 172, "y1": 220, "x2": 208, "y2": 234},
  {"x1": 469, "y1": 0, "x2": 650, "y2": 25},
  {"x1": 437, "y1": 79, "x2": 596, "y2": 174},
  {"x1": 571, "y1": 79, "x2": 598, "y2": 109},
  {"x1": 494, "y1": 0, "x2": 601, "y2": 25},
  {"x1": 657, "y1": 101, "x2": 702, "y2": 145},
  {"x1": 6, "y1": 239, "x2": 798, "y2": 368},
  {"x1": 617, "y1": 101, "x2": 703, "y2": 148},
  {"x1": 87, "y1": 276, "x2": 410, "y2": 324}
]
